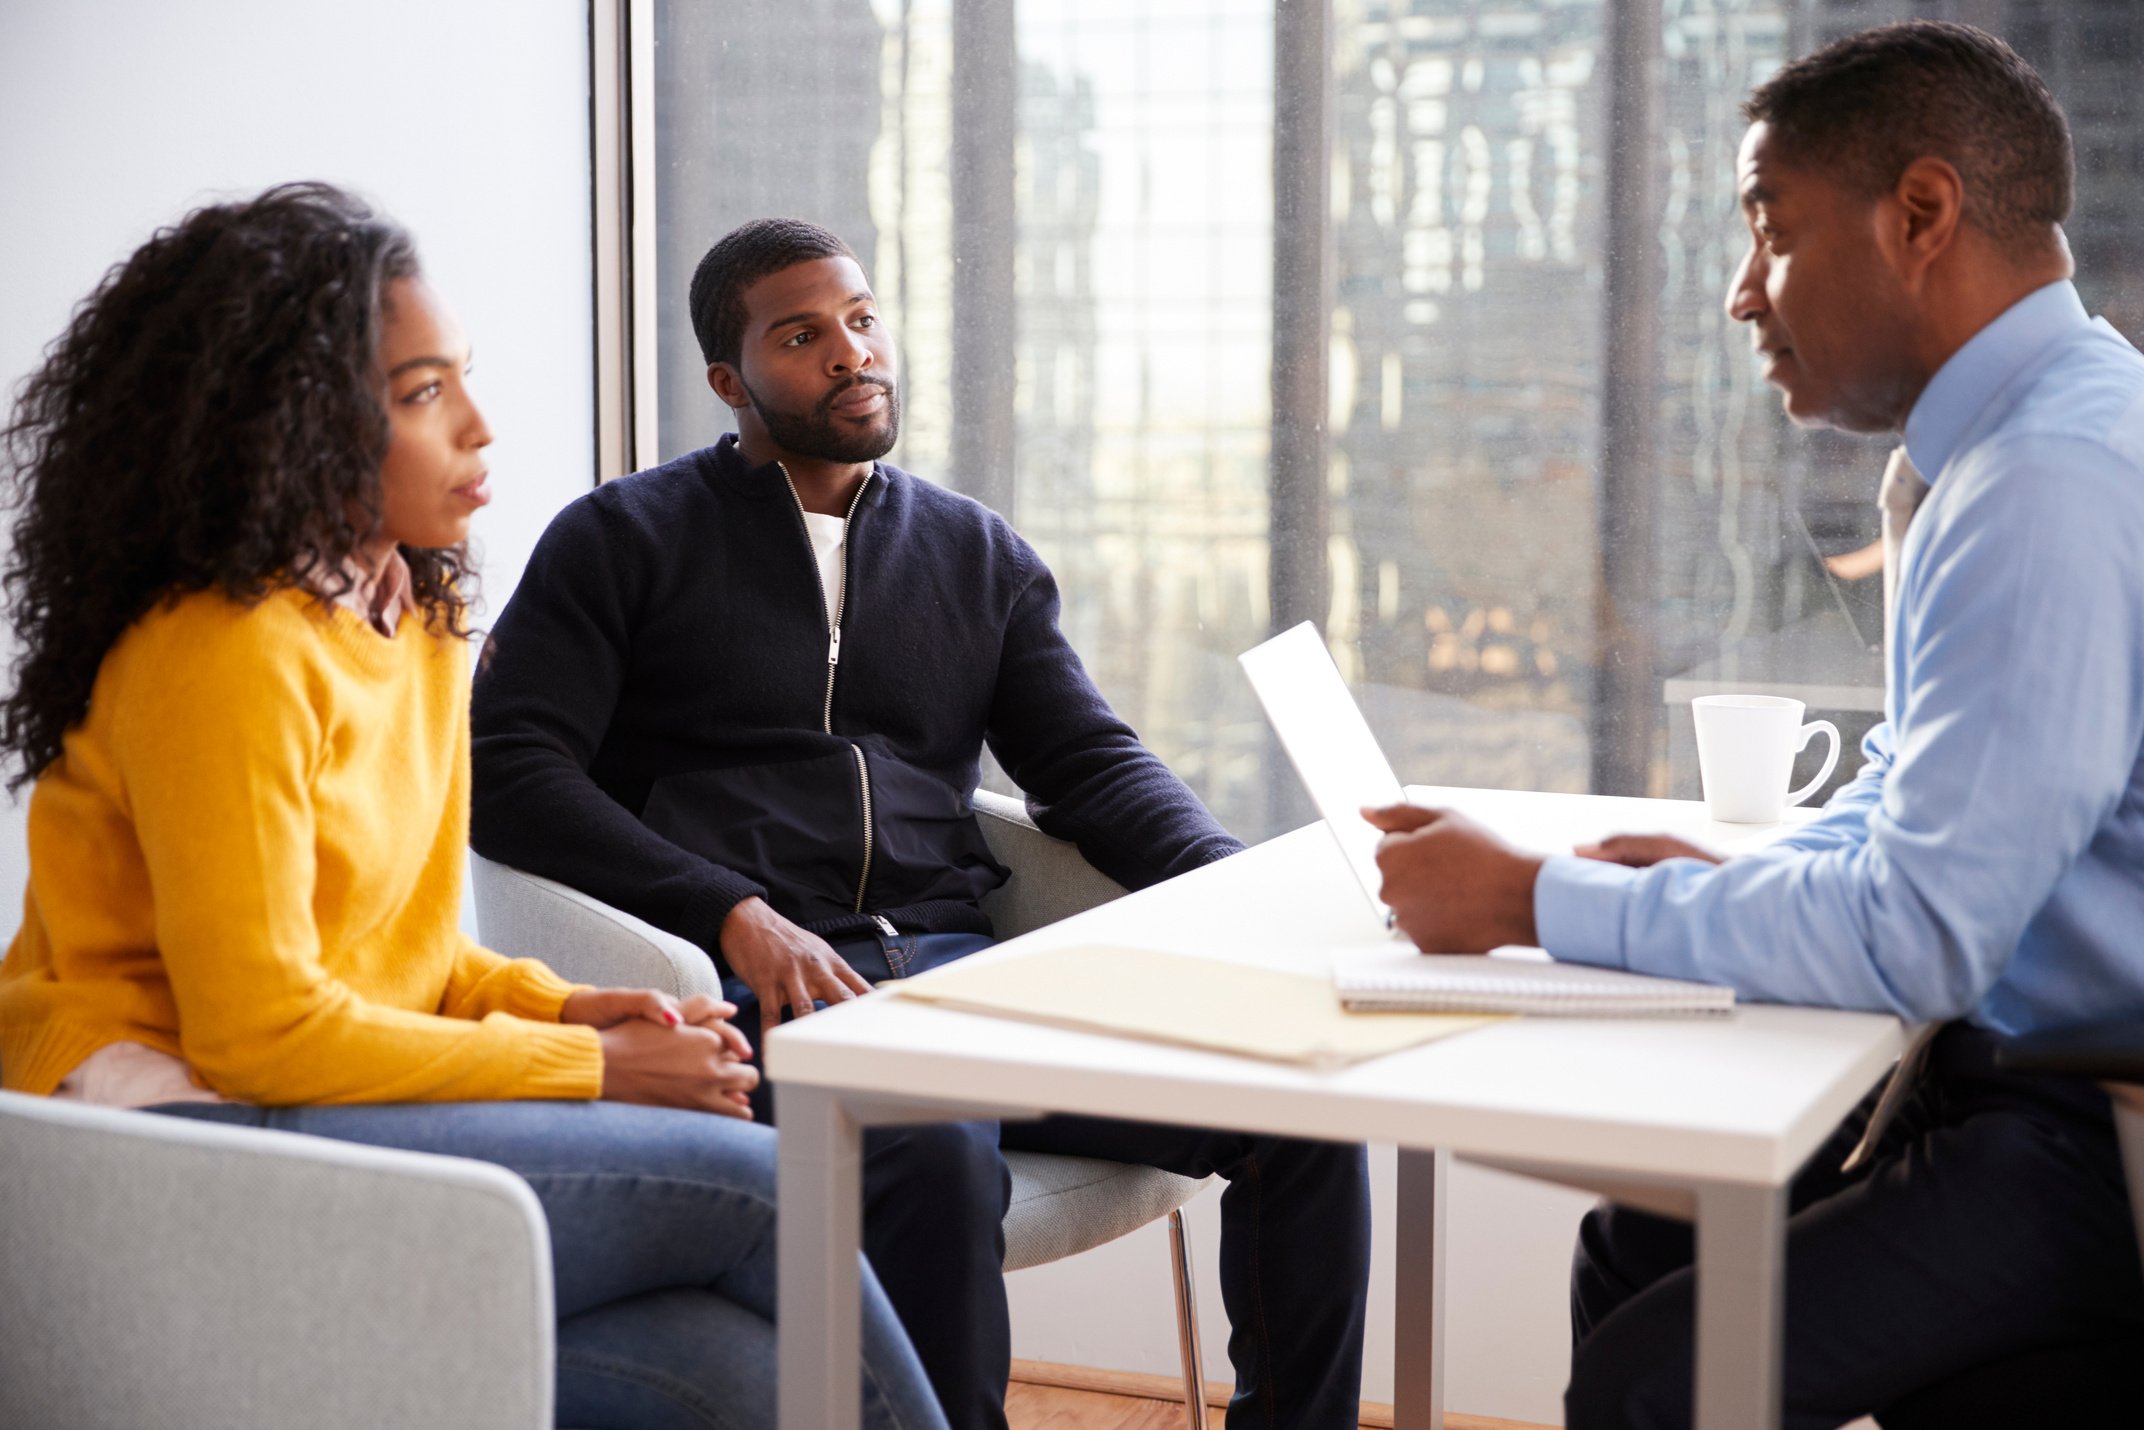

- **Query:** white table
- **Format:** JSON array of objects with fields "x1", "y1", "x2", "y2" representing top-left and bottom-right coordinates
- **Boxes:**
[{"x1": 769, "y1": 787, "x2": 1905, "y2": 1430}]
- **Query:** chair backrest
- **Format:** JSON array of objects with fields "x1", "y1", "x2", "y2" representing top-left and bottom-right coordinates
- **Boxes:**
[
  {"x1": 971, "y1": 788, "x2": 1130, "y2": 939},
  {"x1": 0, "y1": 1089, "x2": 554, "y2": 1430},
  {"x1": 470, "y1": 851, "x2": 722, "y2": 999},
  {"x1": 1997, "y1": 1025, "x2": 2144, "y2": 1267}
]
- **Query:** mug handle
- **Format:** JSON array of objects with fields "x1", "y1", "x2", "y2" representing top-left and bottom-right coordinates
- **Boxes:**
[{"x1": 1786, "y1": 720, "x2": 1841, "y2": 808}]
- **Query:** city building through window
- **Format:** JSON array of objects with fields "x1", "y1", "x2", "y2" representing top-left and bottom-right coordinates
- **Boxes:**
[{"x1": 644, "y1": 0, "x2": 2144, "y2": 842}]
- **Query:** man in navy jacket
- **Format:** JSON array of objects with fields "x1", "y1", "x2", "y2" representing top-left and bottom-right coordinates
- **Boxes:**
[{"x1": 471, "y1": 219, "x2": 1370, "y2": 1430}]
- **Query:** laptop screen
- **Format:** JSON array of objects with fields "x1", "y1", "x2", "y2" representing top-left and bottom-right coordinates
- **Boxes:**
[{"x1": 1238, "y1": 621, "x2": 1408, "y2": 929}]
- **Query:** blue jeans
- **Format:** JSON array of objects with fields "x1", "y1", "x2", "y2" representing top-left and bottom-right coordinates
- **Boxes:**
[
  {"x1": 735, "y1": 933, "x2": 1374, "y2": 1430},
  {"x1": 152, "y1": 1099, "x2": 948, "y2": 1430}
]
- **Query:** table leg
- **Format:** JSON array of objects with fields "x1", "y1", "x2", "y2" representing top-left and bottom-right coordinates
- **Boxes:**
[
  {"x1": 1393, "y1": 1148, "x2": 1447, "y2": 1430},
  {"x1": 779, "y1": 1083, "x2": 865, "y2": 1430},
  {"x1": 1693, "y1": 1181, "x2": 1787, "y2": 1430}
]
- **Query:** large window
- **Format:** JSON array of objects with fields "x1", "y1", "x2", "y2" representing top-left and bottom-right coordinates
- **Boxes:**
[{"x1": 641, "y1": 0, "x2": 2144, "y2": 843}]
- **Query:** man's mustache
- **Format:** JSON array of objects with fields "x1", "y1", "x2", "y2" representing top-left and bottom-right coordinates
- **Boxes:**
[{"x1": 820, "y1": 374, "x2": 896, "y2": 414}]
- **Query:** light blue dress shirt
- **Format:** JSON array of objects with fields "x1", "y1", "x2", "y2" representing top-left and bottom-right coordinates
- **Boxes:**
[{"x1": 1535, "y1": 281, "x2": 2144, "y2": 1036}]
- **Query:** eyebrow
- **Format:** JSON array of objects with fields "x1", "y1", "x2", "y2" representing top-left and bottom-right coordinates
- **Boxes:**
[
  {"x1": 762, "y1": 293, "x2": 876, "y2": 334},
  {"x1": 387, "y1": 351, "x2": 471, "y2": 379}
]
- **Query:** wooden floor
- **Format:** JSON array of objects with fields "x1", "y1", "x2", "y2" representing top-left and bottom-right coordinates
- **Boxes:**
[
  {"x1": 1005, "y1": 1380, "x2": 1202, "y2": 1430},
  {"x1": 1006, "y1": 1377, "x2": 1544, "y2": 1430}
]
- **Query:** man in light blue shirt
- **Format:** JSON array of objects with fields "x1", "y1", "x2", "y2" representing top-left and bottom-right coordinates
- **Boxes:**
[{"x1": 1369, "y1": 20, "x2": 2144, "y2": 1429}]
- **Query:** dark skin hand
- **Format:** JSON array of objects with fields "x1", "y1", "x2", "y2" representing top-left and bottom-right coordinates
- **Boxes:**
[
  {"x1": 560, "y1": 987, "x2": 760, "y2": 1117},
  {"x1": 720, "y1": 896, "x2": 874, "y2": 1049},
  {"x1": 1362, "y1": 804, "x2": 1545, "y2": 953},
  {"x1": 1362, "y1": 808, "x2": 1731, "y2": 953},
  {"x1": 593, "y1": 1017, "x2": 759, "y2": 1117},
  {"x1": 1573, "y1": 834, "x2": 1726, "y2": 868}
]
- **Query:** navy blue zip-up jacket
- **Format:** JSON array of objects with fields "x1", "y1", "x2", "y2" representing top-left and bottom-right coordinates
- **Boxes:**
[{"x1": 469, "y1": 436, "x2": 1242, "y2": 964}]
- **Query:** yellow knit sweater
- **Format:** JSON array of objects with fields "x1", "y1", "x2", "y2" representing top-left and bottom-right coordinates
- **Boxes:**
[{"x1": 0, "y1": 587, "x2": 604, "y2": 1102}]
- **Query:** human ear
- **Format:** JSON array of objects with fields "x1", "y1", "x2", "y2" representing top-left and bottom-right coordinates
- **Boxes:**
[
  {"x1": 1887, "y1": 156, "x2": 1964, "y2": 286},
  {"x1": 706, "y1": 361, "x2": 749, "y2": 410}
]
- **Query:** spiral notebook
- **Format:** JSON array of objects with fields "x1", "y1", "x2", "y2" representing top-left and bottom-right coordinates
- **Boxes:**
[{"x1": 1332, "y1": 949, "x2": 1735, "y2": 1018}]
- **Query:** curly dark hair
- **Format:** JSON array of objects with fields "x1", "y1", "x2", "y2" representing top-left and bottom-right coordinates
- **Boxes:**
[
  {"x1": 0, "y1": 182, "x2": 477, "y2": 791},
  {"x1": 688, "y1": 217, "x2": 855, "y2": 367}
]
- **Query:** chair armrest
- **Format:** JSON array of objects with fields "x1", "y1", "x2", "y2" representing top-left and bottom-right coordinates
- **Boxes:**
[
  {"x1": 470, "y1": 792, "x2": 1122, "y2": 981},
  {"x1": 972, "y1": 788, "x2": 1130, "y2": 940},
  {"x1": 1995, "y1": 1019, "x2": 2144, "y2": 1085},
  {"x1": 470, "y1": 851, "x2": 724, "y2": 999},
  {"x1": 0, "y1": 1090, "x2": 552, "y2": 1430}
]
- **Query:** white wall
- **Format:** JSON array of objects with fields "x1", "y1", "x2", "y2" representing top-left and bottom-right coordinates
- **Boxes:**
[{"x1": 0, "y1": 0, "x2": 596, "y2": 925}]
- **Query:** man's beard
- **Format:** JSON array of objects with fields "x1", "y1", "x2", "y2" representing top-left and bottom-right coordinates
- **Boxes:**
[{"x1": 742, "y1": 374, "x2": 901, "y2": 464}]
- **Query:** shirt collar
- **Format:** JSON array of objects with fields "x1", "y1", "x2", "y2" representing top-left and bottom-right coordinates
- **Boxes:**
[
  {"x1": 303, "y1": 547, "x2": 417, "y2": 637},
  {"x1": 362, "y1": 547, "x2": 418, "y2": 634},
  {"x1": 1903, "y1": 279, "x2": 2091, "y2": 482}
]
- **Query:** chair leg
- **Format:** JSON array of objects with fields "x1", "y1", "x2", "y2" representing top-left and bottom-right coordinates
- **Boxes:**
[{"x1": 1167, "y1": 1206, "x2": 1209, "y2": 1430}]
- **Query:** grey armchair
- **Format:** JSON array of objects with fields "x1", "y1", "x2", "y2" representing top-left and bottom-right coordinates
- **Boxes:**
[
  {"x1": 0, "y1": 1086, "x2": 554, "y2": 1430},
  {"x1": 470, "y1": 787, "x2": 1216, "y2": 1428}
]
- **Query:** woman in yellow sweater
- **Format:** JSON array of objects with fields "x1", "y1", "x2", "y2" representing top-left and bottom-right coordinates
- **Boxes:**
[{"x1": 0, "y1": 183, "x2": 944, "y2": 1430}]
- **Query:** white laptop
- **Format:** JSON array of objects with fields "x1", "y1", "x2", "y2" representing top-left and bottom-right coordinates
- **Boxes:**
[
  {"x1": 1239, "y1": 624, "x2": 1738, "y2": 1014},
  {"x1": 1237, "y1": 621, "x2": 1408, "y2": 934}
]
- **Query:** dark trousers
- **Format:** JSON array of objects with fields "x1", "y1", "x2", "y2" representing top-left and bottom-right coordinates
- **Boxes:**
[
  {"x1": 1565, "y1": 1023, "x2": 2144, "y2": 1430},
  {"x1": 733, "y1": 933, "x2": 1373, "y2": 1430}
]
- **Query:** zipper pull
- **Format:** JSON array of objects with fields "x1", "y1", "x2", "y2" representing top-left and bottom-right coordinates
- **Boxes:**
[
  {"x1": 871, "y1": 913, "x2": 899, "y2": 940},
  {"x1": 828, "y1": 624, "x2": 842, "y2": 666}
]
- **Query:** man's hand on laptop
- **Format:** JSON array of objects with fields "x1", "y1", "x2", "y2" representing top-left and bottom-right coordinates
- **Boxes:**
[
  {"x1": 721, "y1": 896, "x2": 875, "y2": 1046},
  {"x1": 1362, "y1": 804, "x2": 1543, "y2": 954}
]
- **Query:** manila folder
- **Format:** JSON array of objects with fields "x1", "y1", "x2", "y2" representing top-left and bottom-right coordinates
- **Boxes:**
[{"x1": 888, "y1": 943, "x2": 1496, "y2": 1068}]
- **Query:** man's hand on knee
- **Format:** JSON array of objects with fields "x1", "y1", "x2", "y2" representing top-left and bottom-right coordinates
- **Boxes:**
[{"x1": 720, "y1": 896, "x2": 874, "y2": 1047}]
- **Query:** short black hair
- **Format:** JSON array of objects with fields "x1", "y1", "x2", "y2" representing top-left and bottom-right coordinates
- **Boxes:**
[
  {"x1": 1744, "y1": 20, "x2": 2072, "y2": 257},
  {"x1": 688, "y1": 218, "x2": 856, "y2": 367}
]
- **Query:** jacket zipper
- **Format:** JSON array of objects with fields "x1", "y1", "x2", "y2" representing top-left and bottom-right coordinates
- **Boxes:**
[
  {"x1": 778, "y1": 463, "x2": 878, "y2": 913},
  {"x1": 849, "y1": 747, "x2": 875, "y2": 913}
]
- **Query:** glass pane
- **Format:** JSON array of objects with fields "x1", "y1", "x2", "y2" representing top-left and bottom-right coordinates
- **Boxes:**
[{"x1": 652, "y1": 0, "x2": 2144, "y2": 844}]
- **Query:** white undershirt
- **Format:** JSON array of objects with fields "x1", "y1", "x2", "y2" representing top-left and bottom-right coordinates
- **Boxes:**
[{"x1": 802, "y1": 511, "x2": 847, "y2": 627}]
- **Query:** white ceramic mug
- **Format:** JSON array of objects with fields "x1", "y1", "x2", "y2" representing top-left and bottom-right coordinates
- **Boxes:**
[{"x1": 1691, "y1": 694, "x2": 1841, "y2": 824}]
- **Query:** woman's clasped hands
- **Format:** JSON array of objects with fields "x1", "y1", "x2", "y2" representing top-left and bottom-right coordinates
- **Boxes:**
[{"x1": 559, "y1": 987, "x2": 759, "y2": 1117}]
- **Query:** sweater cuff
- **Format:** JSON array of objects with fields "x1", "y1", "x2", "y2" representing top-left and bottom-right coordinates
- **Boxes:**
[
  {"x1": 512, "y1": 1022, "x2": 606, "y2": 1100},
  {"x1": 495, "y1": 957, "x2": 589, "y2": 1022},
  {"x1": 1197, "y1": 836, "x2": 1248, "y2": 865},
  {"x1": 0, "y1": 1019, "x2": 113, "y2": 1097},
  {"x1": 680, "y1": 872, "x2": 769, "y2": 974},
  {"x1": 1533, "y1": 854, "x2": 1637, "y2": 969}
]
